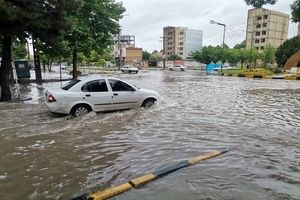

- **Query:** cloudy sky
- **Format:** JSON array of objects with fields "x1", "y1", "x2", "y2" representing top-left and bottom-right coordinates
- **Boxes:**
[{"x1": 118, "y1": 0, "x2": 298, "y2": 52}]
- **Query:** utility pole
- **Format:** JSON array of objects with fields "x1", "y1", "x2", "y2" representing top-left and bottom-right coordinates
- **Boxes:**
[
  {"x1": 160, "y1": 36, "x2": 166, "y2": 69},
  {"x1": 118, "y1": 31, "x2": 122, "y2": 70}
]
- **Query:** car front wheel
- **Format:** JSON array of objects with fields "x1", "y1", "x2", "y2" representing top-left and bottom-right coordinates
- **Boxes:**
[
  {"x1": 72, "y1": 104, "x2": 91, "y2": 117},
  {"x1": 142, "y1": 98, "x2": 156, "y2": 108}
]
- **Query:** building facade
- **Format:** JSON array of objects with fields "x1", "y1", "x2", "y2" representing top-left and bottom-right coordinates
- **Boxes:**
[
  {"x1": 298, "y1": 23, "x2": 300, "y2": 36},
  {"x1": 246, "y1": 8, "x2": 289, "y2": 50},
  {"x1": 163, "y1": 27, "x2": 176, "y2": 57},
  {"x1": 163, "y1": 26, "x2": 203, "y2": 59},
  {"x1": 124, "y1": 47, "x2": 143, "y2": 65}
]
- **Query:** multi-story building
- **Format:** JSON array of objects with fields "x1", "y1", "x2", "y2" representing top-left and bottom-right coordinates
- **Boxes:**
[
  {"x1": 163, "y1": 27, "x2": 176, "y2": 57},
  {"x1": 163, "y1": 26, "x2": 203, "y2": 59},
  {"x1": 298, "y1": 23, "x2": 300, "y2": 36},
  {"x1": 113, "y1": 34, "x2": 143, "y2": 66},
  {"x1": 246, "y1": 8, "x2": 289, "y2": 50}
]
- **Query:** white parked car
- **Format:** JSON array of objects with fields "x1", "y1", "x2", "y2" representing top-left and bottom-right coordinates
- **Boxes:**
[
  {"x1": 168, "y1": 65, "x2": 187, "y2": 71},
  {"x1": 121, "y1": 65, "x2": 139, "y2": 73},
  {"x1": 45, "y1": 77, "x2": 160, "y2": 117}
]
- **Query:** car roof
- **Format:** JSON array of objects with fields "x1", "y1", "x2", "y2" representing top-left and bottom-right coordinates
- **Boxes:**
[{"x1": 78, "y1": 76, "x2": 121, "y2": 82}]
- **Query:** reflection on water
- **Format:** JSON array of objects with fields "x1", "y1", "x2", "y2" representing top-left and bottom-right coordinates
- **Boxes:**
[{"x1": 0, "y1": 71, "x2": 300, "y2": 199}]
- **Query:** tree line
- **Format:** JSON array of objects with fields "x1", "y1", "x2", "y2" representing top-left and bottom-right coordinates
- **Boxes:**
[{"x1": 0, "y1": 0, "x2": 125, "y2": 101}]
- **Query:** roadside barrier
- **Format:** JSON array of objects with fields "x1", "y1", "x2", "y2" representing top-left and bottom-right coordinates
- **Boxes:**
[{"x1": 71, "y1": 149, "x2": 230, "y2": 200}]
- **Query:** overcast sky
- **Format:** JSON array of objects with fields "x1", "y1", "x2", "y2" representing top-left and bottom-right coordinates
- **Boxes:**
[{"x1": 118, "y1": 0, "x2": 298, "y2": 52}]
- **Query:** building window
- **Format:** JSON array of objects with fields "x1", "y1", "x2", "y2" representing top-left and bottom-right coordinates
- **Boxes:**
[
  {"x1": 262, "y1": 31, "x2": 266, "y2": 35},
  {"x1": 180, "y1": 47, "x2": 183, "y2": 50},
  {"x1": 261, "y1": 38, "x2": 265, "y2": 43},
  {"x1": 179, "y1": 52, "x2": 183, "y2": 55},
  {"x1": 255, "y1": 32, "x2": 260, "y2": 36},
  {"x1": 179, "y1": 42, "x2": 183, "y2": 45},
  {"x1": 260, "y1": 46, "x2": 265, "y2": 50},
  {"x1": 263, "y1": 15, "x2": 268, "y2": 19},
  {"x1": 180, "y1": 32, "x2": 184, "y2": 35},
  {"x1": 263, "y1": 23, "x2": 267, "y2": 27},
  {"x1": 256, "y1": 24, "x2": 261, "y2": 29},
  {"x1": 255, "y1": 47, "x2": 259, "y2": 50},
  {"x1": 257, "y1": 16, "x2": 262, "y2": 21},
  {"x1": 255, "y1": 39, "x2": 260, "y2": 43}
]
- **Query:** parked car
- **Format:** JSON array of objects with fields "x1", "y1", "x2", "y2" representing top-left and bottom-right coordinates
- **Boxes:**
[
  {"x1": 44, "y1": 77, "x2": 160, "y2": 117},
  {"x1": 168, "y1": 65, "x2": 187, "y2": 71},
  {"x1": 121, "y1": 65, "x2": 139, "y2": 73}
]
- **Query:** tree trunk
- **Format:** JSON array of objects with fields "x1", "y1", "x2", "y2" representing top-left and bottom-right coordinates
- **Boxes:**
[
  {"x1": 42, "y1": 60, "x2": 46, "y2": 72},
  {"x1": 72, "y1": 48, "x2": 78, "y2": 79},
  {"x1": 32, "y1": 36, "x2": 42, "y2": 84},
  {"x1": 0, "y1": 35, "x2": 13, "y2": 101}
]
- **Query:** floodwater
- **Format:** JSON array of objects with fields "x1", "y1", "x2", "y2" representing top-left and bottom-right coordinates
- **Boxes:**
[{"x1": 0, "y1": 70, "x2": 300, "y2": 200}]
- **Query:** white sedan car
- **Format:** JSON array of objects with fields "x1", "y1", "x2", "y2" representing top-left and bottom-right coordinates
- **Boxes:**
[
  {"x1": 168, "y1": 65, "x2": 187, "y2": 71},
  {"x1": 45, "y1": 77, "x2": 160, "y2": 117},
  {"x1": 121, "y1": 66, "x2": 139, "y2": 73}
]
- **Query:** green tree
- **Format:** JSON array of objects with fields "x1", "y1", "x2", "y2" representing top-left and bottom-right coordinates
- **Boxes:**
[
  {"x1": 168, "y1": 54, "x2": 182, "y2": 61},
  {"x1": 98, "y1": 58, "x2": 106, "y2": 67},
  {"x1": 234, "y1": 40, "x2": 246, "y2": 49},
  {"x1": 248, "y1": 48, "x2": 261, "y2": 67},
  {"x1": 89, "y1": 50, "x2": 100, "y2": 63},
  {"x1": 192, "y1": 46, "x2": 221, "y2": 64},
  {"x1": 275, "y1": 36, "x2": 300, "y2": 67},
  {"x1": 77, "y1": 52, "x2": 88, "y2": 66},
  {"x1": 225, "y1": 48, "x2": 240, "y2": 65},
  {"x1": 65, "y1": 0, "x2": 125, "y2": 79},
  {"x1": 191, "y1": 50, "x2": 203, "y2": 63},
  {"x1": 243, "y1": 0, "x2": 277, "y2": 8},
  {"x1": 149, "y1": 54, "x2": 163, "y2": 62},
  {"x1": 239, "y1": 48, "x2": 248, "y2": 67},
  {"x1": 291, "y1": 0, "x2": 300, "y2": 22},
  {"x1": 263, "y1": 44, "x2": 276, "y2": 67},
  {"x1": 12, "y1": 40, "x2": 27, "y2": 60},
  {"x1": 142, "y1": 51, "x2": 151, "y2": 60},
  {"x1": 0, "y1": 0, "x2": 75, "y2": 101}
]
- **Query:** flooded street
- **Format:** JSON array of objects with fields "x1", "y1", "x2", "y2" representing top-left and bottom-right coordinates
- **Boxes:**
[{"x1": 0, "y1": 70, "x2": 300, "y2": 200}]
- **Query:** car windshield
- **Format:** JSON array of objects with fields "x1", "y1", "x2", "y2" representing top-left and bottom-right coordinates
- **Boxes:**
[{"x1": 61, "y1": 79, "x2": 81, "y2": 90}]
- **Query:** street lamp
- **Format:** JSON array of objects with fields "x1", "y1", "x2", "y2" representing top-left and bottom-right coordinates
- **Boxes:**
[
  {"x1": 210, "y1": 20, "x2": 226, "y2": 72},
  {"x1": 160, "y1": 36, "x2": 166, "y2": 69},
  {"x1": 117, "y1": 13, "x2": 130, "y2": 70}
]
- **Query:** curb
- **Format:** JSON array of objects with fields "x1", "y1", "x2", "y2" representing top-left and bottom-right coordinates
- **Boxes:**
[
  {"x1": 221, "y1": 74, "x2": 300, "y2": 81},
  {"x1": 70, "y1": 150, "x2": 230, "y2": 200}
]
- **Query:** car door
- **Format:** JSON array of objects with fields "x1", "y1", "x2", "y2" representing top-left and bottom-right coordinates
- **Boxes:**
[
  {"x1": 81, "y1": 79, "x2": 113, "y2": 111},
  {"x1": 108, "y1": 79, "x2": 139, "y2": 110}
]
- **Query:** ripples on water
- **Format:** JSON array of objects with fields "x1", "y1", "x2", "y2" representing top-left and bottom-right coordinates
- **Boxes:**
[{"x1": 0, "y1": 71, "x2": 300, "y2": 199}]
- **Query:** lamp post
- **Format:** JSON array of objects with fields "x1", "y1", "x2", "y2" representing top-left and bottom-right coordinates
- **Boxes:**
[
  {"x1": 117, "y1": 14, "x2": 130, "y2": 70},
  {"x1": 210, "y1": 20, "x2": 226, "y2": 72},
  {"x1": 160, "y1": 36, "x2": 166, "y2": 69}
]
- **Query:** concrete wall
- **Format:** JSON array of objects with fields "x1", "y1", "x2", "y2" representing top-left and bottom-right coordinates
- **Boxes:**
[{"x1": 125, "y1": 48, "x2": 143, "y2": 65}]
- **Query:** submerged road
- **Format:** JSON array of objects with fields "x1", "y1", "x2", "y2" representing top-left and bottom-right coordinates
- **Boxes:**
[{"x1": 0, "y1": 70, "x2": 300, "y2": 199}]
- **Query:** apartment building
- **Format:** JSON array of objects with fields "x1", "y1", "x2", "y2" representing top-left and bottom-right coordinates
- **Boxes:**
[
  {"x1": 163, "y1": 26, "x2": 203, "y2": 59},
  {"x1": 298, "y1": 23, "x2": 300, "y2": 36},
  {"x1": 246, "y1": 8, "x2": 289, "y2": 50}
]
